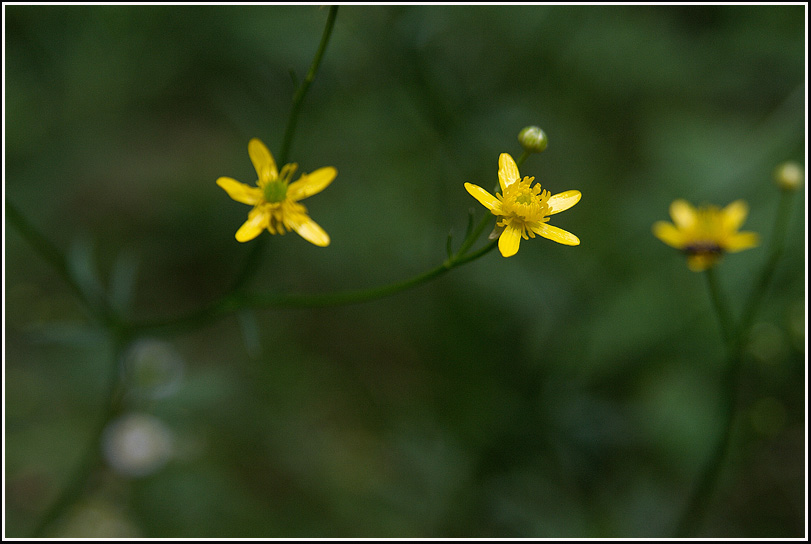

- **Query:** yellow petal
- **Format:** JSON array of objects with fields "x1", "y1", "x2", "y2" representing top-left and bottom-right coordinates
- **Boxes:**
[
  {"x1": 534, "y1": 222, "x2": 580, "y2": 246},
  {"x1": 670, "y1": 199, "x2": 697, "y2": 230},
  {"x1": 725, "y1": 231, "x2": 759, "y2": 252},
  {"x1": 498, "y1": 153, "x2": 520, "y2": 191},
  {"x1": 652, "y1": 221, "x2": 685, "y2": 249},
  {"x1": 235, "y1": 207, "x2": 269, "y2": 242},
  {"x1": 248, "y1": 138, "x2": 278, "y2": 184},
  {"x1": 288, "y1": 167, "x2": 337, "y2": 202},
  {"x1": 464, "y1": 183, "x2": 501, "y2": 213},
  {"x1": 547, "y1": 190, "x2": 581, "y2": 214},
  {"x1": 722, "y1": 200, "x2": 749, "y2": 232},
  {"x1": 289, "y1": 215, "x2": 330, "y2": 247},
  {"x1": 498, "y1": 226, "x2": 522, "y2": 257},
  {"x1": 217, "y1": 177, "x2": 264, "y2": 205}
]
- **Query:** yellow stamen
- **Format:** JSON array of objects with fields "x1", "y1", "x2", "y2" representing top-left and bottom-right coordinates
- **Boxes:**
[{"x1": 496, "y1": 176, "x2": 552, "y2": 239}]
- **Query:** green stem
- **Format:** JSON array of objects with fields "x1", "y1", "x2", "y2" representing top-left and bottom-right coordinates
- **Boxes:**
[
  {"x1": 133, "y1": 239, "x2": 499, "y2": 336},
  {"x1": 704, "y1": 266, "x2": 735, "y2": 350},
  {"x1": 674, "y1": 348, "x2": 742, "y2": 537},
  {"x1": 228, "y1": 236, "x2": 269, "y2": 292},
  {"x1": 674, "y1": 269, "x2": 741, "y2": 538},
  {"x1": 738, "y1": 189, "x2": 796, "y2": 339},
  {"x1": 515, "y1": 150, "x2": 531, "y2": 168},
  {"x1": 246, "y1": 250, "x2": 479, "y2": 308},
  {"x1": 279, "y1": 5, "x2": 338, "y2": 166},
  {"x1": 456, "y1": 213, "x2": 495, "y2": 259}
]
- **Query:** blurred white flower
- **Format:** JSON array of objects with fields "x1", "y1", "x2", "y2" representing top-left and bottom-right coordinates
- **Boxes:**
[{"x1": 102, "y1": 413, "x2": 173, "y2": 477}]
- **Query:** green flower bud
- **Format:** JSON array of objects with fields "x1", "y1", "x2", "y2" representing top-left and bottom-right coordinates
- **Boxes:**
[
  {"x1": 518, "y1": 126, "x2": 548, "y2": 154},
  {"x1": 773, "y1": 161, "x2": 803, "y2": 192}
]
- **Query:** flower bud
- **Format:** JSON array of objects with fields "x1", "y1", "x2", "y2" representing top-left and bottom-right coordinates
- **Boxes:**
[
  {"x1": 773, "y1": 161, "x2": 803, "y2": 191},
  {"x1": 518, "y1": 126, "x2": 548, "y2": 154}
]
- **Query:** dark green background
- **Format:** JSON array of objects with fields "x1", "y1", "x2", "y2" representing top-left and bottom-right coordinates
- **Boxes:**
[{"x1": 5, "y1": 5, "x2": 806, "y2": 537}]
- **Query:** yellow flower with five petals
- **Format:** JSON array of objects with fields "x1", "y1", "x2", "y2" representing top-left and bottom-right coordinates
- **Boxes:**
[
  {"x1": 464, "y1": 153, "x2": 581, "y2": 257},
  {"x1": 652, "y1": 199, "x2": 759, "y2": 272},
  {"x1": 216, "y1": 138, "x2": 336, "y2": 245}
]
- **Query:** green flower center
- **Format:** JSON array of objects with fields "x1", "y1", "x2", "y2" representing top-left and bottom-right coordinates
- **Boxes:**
[{"x1": 264, "y1": 180, "x2": 288, "y2": 203}]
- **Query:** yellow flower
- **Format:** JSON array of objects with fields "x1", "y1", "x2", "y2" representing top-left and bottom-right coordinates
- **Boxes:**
[
  {"x1": 652, "y1": 199, "x2": 759, "y2": 272},
  {"x1": 464, "y1": 153, "x2": 581, "y2": 257},
  {"x1": 216, "y1": 138, "x2": 336, "y2": 245}
]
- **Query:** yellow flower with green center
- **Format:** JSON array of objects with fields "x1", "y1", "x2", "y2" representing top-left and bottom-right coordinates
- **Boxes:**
[
  {"x1": 464, "y1": 153, "x2": 581, "y2": 257},
  {"x1": 216, "y1": 138, "x2": 336, "y2": 245},
  {"x1": 652, "y1": 199, "x2": 759, "y2": 272}
]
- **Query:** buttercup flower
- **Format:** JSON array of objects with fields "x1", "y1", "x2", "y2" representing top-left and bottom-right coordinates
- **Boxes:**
[
  {"x1": 653, "y1": 199, "x2": 759, "y2": 272},
  {"x1": 216, "y1": 138, "x2": 336, "y2": 245},
  {"x1": 464, "y1": 153, "x2": 581, "y2": 257}
]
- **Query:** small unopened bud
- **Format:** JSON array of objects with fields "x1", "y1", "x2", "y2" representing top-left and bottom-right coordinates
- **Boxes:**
[
  {"x1": 773, "y1": 161, "x2": 803, "y2": 191},
  {"x1": 518, "y1": 126, "x2": 548, "y2": 154}
]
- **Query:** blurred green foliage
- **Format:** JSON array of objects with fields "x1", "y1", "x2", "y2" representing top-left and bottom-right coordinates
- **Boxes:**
[{"x1": 4, "y1": 5, "x2": 806, "y2": 538}]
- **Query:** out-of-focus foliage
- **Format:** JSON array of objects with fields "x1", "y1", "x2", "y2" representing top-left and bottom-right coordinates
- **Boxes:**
[{"x1": 4, "y1": 5, "x2": 805, "y2": 538}]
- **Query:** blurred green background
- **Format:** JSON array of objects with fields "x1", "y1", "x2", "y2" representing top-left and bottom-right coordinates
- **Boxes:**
[{"x1": 4, "y1": 4, "x2": 806, "y2": 538}]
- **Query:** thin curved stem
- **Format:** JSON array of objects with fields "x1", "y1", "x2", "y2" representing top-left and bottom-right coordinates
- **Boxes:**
[
  {"x1": 245, "y1": 244, "x2": 494, "y2": 308},
  {"x1": 279, "y1": 5, "x2": 338, "y2": 166},
  {"x1": 132, "y1": 238, "x2": 499, "y2": 336}
]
